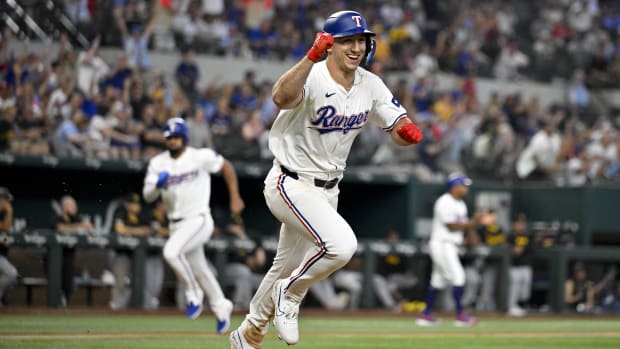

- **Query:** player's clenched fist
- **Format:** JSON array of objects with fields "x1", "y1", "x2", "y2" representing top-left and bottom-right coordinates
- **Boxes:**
[
  {"x1": 307, "y1": 32, "x2": 334, "y2": 63},
  {"x1": 396, "y1": 123, "x2": 424, "y2": 144},
  {"x1": 156, "y1": 171, "x2": 169, "y2": 188}
]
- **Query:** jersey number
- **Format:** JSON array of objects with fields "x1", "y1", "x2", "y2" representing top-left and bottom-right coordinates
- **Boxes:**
[{"x1": 391, "y1": 97, "x2": 401, "y2": 107}]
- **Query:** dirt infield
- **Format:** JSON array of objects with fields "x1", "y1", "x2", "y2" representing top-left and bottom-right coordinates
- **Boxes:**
[
  {"x1": 2, "y1": 331, "x2": 620, "y2": 340},
  {"x1": 2, "y1": 305, "x2": 618, "y2": 319}
]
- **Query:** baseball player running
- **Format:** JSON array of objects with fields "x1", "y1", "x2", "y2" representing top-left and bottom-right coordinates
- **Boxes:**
[
  {"x1": 143, "y1": 117, "x2": 244, "y2": 334},
  {"x1": 230, "y1": 10, "x2": 423, "y2": 348},
  {"x1": 416, "y1": 173, "x2": 482, "y2": 327}
]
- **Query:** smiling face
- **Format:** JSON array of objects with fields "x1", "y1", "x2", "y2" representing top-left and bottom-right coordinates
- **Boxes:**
[{"x1": 328, "y1": 34, "x2": 367, "y2": 73}]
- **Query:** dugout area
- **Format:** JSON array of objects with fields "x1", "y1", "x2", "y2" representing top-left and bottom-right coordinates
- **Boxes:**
[{"x1": 2, "y1": 155, "x2": 620, "y2": 313}]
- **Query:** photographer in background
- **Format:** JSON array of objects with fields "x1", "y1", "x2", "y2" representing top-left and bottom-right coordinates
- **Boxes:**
[{"x1": 0, "y1": 187, "x2": 18, "y2": 305}]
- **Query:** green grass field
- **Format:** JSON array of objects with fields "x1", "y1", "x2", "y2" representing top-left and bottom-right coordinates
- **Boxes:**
[{"x1": 0, "y1": 312, "x2": 619, "y2": 349}]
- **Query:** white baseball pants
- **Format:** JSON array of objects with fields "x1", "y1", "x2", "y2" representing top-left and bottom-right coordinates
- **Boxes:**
[
  {"x1": 429, "y1": 241, "x2": 465, "y2": 289},
  {"x1": 243, "y1": 164, "x2": 357, "y2": 330},
  {"x1": 509, "y1": 265, "x2": 532, "y2": 307},
  {"x1": 163, "y1": 214, "x2": 228, "y2": 311}
]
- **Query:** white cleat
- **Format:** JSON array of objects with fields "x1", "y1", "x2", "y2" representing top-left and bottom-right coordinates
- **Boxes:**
[
  {"x1": 415, "y1": 314, "x2": 442, "y2": 327},
  {"x1": 454, "y1": 313, "x2": 477, "y2": 327},
  {"x1": 272, "y1": 279, "x2": 300, "y2": 345},
  {"x1": 229, "y1": 322, "x2": 265, "y2": 349},
  {"x1": 215, "y1": 299, "x2": 234, "y2": 334},
  {"x1": 229, "y1": 328, "x2": 258, "y2": 349},
  {"x1": 508, "y1": 306, "x2": 527, "y2": 317}
]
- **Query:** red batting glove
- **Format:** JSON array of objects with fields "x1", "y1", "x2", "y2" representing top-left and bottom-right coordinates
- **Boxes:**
[
  {"x1": 307, "y1": 32, "x2": 334, "y2": 63},
  {"x1": 396, "y1": 123, "x2": 424, "y2": 144}
]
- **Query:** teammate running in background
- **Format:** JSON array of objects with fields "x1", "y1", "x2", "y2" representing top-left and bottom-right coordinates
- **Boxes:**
[
  {"x1": 230, "y1": 10, "x2": 423, "y2": 348},
  {"x1": 416, "y1": 173, "x2": 486, "y2": 327},
  {"x1": 143, "y1": 117, "x2": 244, "y2": 334}
]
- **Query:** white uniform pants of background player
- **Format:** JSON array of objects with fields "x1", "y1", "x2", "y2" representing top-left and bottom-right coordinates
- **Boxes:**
[
  {"x1": 429, "y1": 241, "x2": 465, "y2": 289},
  {"x1": 163, "y1": 214, "x2": 229, "y2": 312},
  {"x1": 242, "y1": 164, "x2": 357, "y2": 332},
  {"x1": 509, "y1": 265, "x2": 532, "y2": 310},
  {"x1": 109, "y1": 252, "x2": 164, "y2": 310}
]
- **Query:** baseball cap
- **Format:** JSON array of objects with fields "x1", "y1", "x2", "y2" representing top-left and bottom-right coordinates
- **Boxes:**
[
  {"x1": 446, "y1": 172, "x2": 472, "y2": 189},
  {"x1": 0, "y1": 187, "x2": 13, "y2": 201},
  {"x1": 124, "y1": 192, "x2": 141, "y2": 204}
]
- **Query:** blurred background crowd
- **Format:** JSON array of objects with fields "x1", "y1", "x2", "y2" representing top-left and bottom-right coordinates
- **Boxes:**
[{"x1": 1, "y1": 0, "x2": 620, "y2": 185}]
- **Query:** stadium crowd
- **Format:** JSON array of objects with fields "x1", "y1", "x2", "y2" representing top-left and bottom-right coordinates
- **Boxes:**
[{"x1": 0, "y1": 0, "x2": 620, "y2": 186}]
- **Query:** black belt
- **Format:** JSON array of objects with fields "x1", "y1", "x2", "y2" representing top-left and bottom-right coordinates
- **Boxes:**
[{"x1": 280, "y1": 165, "x2": 339, "y2": 189}]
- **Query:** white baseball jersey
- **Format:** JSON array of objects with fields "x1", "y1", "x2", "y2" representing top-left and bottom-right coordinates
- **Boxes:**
[
  {"x1": 143, "y1": 147, "x2": 224, "y2": 220},
  {"x1": 268, "y1": 61, "x2": 407, "y2": 178},
  {"x1": 430, "y1": 192, "x2": 468, "y2": 245}
]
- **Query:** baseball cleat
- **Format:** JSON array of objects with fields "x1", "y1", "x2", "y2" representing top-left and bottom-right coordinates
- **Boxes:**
[
  {"x1": 229, "y1": 328, "x2": 258, "y2": 349},
  {"x1": 508, "y1": 306, "x2": 527, "y2": 317},
  {"x1": 229, "y1": 322, "x2": 266, "y2": 349},
  {"x1": 415, "y1": 313, "x2": 441, "y2": 327},
  {"x1": 186, "y1": 302, "x2": 203, "y2": 319},
  {"x1": 454, "y1": 313, "x2": 477, "y2": 327},
  {"x1": 272, "y1": 279, "x2": 300, "y2": 345},
  {"x1": 215, "y1": 299, "x2": 234, "y2": 334}
]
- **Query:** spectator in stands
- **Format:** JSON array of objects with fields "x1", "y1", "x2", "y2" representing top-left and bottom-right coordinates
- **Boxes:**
[
  {"x1": 565, "y1": 145, "x2": 591, "y2": 186},
  {"x1": 53, "y1": 110, "x2": 94, "y2": 158},
  {"x1": 107, "y1": 100, "x2": 142, "y2": 160},
  {"x1": 209, "y1": 97, "x2": 233, "y2": 152},
  {"x1": 0, "y1": 103, "x2": 16, "y2": 153},
  {"x1": 46, "y1": 74, "x2": 72, "y2": 122},
  {"x1": 101, "y1": 54, "x2": 133, "y2": 95},
  {"x1": 247, "y1": 18, "x2": 279, "y2": 59},
  {"x1": 0, "y1": 187, "x2": 18, "y2": 305},
  {"x1": 507, "y1": 213, "x2": 534, "y2": 317},
  {"x1": 516, "y1": 118, "x2": 562, "y2": 181},
  {"x1": 65, "y1": 0, "x2": 92, "y2": 31},
  {"x1": 416, "y1": 115, "x2": 448, "y2": 177},
  {"x1": 175, "y1": 48, "x2": 200, "y2": 105},
  {"x1": 171, "y1": 1, "x2": 210, "y2": 51},
  {"x1": 114, "y1": 5, "x2": 156, "y2": 71},
  {"x1": 186, "y1": 106, "x2": 213, "y2": 149},
  {"x1": 567, "y1": 69, "x2": 590, "y2": 120},
  {"x1": 50, "y1": 195, "x2": 94, "y2": 307},
  {"x1": 587, "y1": 128, "x2": 617, "y2": 182},
  {"x1": 238, "y1": 110, "x2": 264, "y2": 161},
  {"x1": 139, "y1": 103, "x2": 166, "y2": 159},
  {"x1": 13, "y1": 102, "x2": 50, "y2": 156},
  {"x1": 493, "y1": 41, "x2": 530, "y2": 81},
  {"x1": 109, "y1": 193, "x2": 153, "y2": 310},
  {"x1": 203, "y1": 13, "x2": 235, "y2": 56},
  {"x1": 128, "y1": 80, "x2": 154, "y2": 122},
  {"x1": 76, "y1": 36, "x2": 109, "y2": 96}
]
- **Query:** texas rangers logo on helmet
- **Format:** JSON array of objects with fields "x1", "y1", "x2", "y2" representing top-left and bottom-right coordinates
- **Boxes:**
[
  {"x1": 163, "y1": 116, "x2": 189, "y2": 143},
  {"x1": 351, "y1": 15, "x2": 362, "y2": 27}
]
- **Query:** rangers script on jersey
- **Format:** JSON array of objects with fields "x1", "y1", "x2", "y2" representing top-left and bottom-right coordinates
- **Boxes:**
[
  {"x1": 143, "y1": 147, "x2": 224, "y2": 220},
  {"x1": 268, "y1": 61, "x2": 408, "y2": 178}
]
